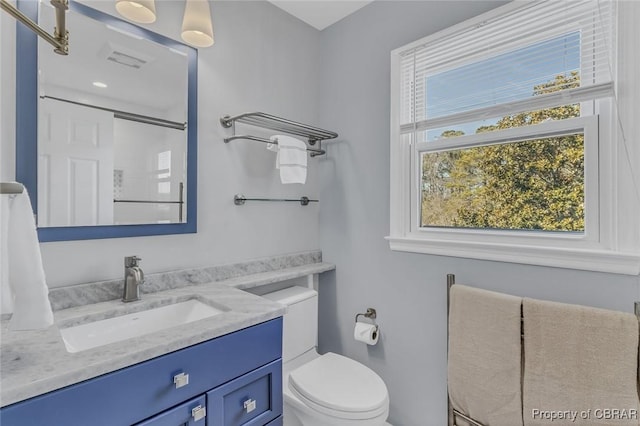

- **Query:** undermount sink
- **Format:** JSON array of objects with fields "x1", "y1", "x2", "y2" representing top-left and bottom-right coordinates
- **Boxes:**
[{"x1": 60, "y1": 299, "x2": 226, "y2": 353}]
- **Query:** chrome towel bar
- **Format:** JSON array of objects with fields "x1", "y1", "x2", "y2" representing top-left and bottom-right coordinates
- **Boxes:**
[
  {"x1": 225, "y1": 135, "x2": 325, "y2": 156},
  {"x1": 42, "y1": 95, "x2": 186, "y2": 130},
  {"x1": 234, "y1": 194, "x2": 318, "y2": 206},
  {"x1": 0, "y1": 182, "x2": 25, "y2": 195}
]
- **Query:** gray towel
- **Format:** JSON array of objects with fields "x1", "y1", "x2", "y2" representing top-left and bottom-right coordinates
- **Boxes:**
[
  {"x1": 523, "y1": 298, "x2": 640, "y2": 426},
  {"x1": 448, "y1": 284, "x2": 524, "y2": 426}
]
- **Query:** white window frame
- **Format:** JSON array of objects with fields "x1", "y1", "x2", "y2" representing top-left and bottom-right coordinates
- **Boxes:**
[{"x1": 388, "y1": 1, "x2": 640, "y2": 275}]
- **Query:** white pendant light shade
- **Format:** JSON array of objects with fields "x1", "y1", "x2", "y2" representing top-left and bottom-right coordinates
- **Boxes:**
[
  {"x1": 115, "y1": 0, "x2": 156, "y2": 24},
  {"x1": 182, "y1": 0, "x2": 214, "y2": 47}
]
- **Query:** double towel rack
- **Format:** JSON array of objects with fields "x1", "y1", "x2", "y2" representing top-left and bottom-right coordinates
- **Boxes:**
[
  {"x1": 220, "y1": 112, "x2": 338, "y2": 157},
  {"x1": 446, "y1": 274, "x2": 640, "y2": 426}
]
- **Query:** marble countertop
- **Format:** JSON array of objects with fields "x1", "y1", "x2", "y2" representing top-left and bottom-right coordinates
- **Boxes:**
[
  {"x1": 221, "y1": 262, "x2": 335, "y2": 290},
  {"x1": 0, "y1": 253, "x2": 335, "y2": 407},
  {"x1": 0, "y1": 282, "x2": 286, "y2": 408}
]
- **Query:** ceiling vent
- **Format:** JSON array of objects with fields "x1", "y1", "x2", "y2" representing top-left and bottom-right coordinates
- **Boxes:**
[
  {"x1": 107, "y1": 50, "x2": 146, "y2": 69},
  {"x1": 99, "y1": 42, "x2": 155, "y2": 70}
]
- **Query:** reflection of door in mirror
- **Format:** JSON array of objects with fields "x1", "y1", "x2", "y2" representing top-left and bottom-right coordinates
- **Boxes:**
[
  {"x1": 37, "y1": 99, "x2": 187, "y2": 227},
  {"x1": 38, "y1": 98, "x2": 114, "y2": 227}
]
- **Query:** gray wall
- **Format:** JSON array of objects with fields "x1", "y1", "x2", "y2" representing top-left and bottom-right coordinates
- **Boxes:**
[
  {"x1": 316, "y1": 2, "x2": 640, "y2": 425},
  {"x1": 1, "y1": 1, "x2": 324, "y2": 287},
  {"x1": 3, "y1": 1, "x2": 639, "y2": 424}
]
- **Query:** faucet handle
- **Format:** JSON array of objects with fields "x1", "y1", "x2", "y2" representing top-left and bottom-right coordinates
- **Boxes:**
[{"x1": 124, "y1": 256, "x2": 142, "y2": 267}]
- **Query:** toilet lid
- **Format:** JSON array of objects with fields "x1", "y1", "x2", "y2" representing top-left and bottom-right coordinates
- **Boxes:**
[{"x1": 288, "y1": 352, "x2": 388, "y2": 416}]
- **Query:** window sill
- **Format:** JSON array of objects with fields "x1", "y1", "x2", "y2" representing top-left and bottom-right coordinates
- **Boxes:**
[{"x1": 386, "y1": 236, "x2": 640, "y2": 275}]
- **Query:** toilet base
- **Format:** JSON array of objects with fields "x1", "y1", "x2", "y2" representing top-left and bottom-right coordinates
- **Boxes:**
[
  {"x1": 283, "y1": 408, "x2": 393, "y2": 426},
  {"x1": 283, "y1": 407, "x2": 390, "y2": 426},
  {"x1": 283, "y1": 403, "x2": 303, "y2": 426}
]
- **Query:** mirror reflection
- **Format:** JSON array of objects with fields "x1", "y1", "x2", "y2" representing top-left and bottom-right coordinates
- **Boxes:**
[{"x1": 37, "y1": 3, "x2": 189, "y2": 227}]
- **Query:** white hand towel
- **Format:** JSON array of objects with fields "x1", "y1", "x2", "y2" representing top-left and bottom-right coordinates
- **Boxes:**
[
  {"x1": 268, "y1": 135, "x2": 308, "y2": 184},
  {"x1": 0, "y1": 187, "x2": 54, "y2": 330}
]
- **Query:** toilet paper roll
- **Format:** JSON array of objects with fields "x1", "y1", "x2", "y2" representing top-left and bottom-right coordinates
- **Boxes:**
[{"x1": 354, "y1": 322, "x2": 379, "y2": 345}]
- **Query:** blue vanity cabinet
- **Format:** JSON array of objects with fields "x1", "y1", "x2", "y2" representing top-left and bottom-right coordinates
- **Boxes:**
[
  {"x1": 206, "y1": 359, "x2": 282, "y2": 426},
  {"x1": 137, "y1": 360, "x2": 282, "y2": 426},
  {"x1": 0, "y1": 318, "x2": 282, "y2": 426}
]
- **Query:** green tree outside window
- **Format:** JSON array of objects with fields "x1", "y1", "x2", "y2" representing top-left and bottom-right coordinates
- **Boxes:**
[{"x1": 421, "y1": 72, "x2": 584, "y2": 231}]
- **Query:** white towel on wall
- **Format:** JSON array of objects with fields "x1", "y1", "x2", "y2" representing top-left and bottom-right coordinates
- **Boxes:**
[
  {"x1": 268, "y1": 135, "x2": 308, "y2": 184},
  {"x1": 0, "y1": 187, "x2": 54, "y2": 330}
]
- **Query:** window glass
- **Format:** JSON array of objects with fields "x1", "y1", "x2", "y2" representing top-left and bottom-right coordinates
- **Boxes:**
[
  {"x1": 423, "y1": 32, "x2": 580, "y2": 121},
  {"x1": 418, "y1": 32, "x2": 585, "y2": 233},
  {"x1": 420, "y1": 132, "x2": 585, "y2": 231}
]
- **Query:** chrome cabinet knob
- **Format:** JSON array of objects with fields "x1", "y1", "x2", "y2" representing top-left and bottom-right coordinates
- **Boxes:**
[
  {"x1": 243, "y1": 398, "x2": 257, "y2": 413},
  {"x1": 191, "y1": 405, "x2": 206, "y2": 422},
  {"x1": 173, "y1": 372, "x2": 189, "y2": 389}
]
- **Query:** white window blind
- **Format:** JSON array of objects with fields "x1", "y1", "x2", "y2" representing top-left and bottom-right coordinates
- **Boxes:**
[
  {"x1": 390, "y1": 0, "x2": 640, "y2": 274},
  {"x1": 399, "y1": 0, "x2": 614, "y2": 135}
]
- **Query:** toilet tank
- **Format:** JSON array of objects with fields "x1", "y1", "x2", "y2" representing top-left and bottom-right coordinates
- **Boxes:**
[{"x1": 262, "y1": 286, "x2": 318, "y2": 363}]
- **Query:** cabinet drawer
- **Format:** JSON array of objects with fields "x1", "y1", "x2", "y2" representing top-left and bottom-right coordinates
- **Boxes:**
[
  {"x1": 207, "y1": 359, "x2": 282, "y2": 426},
  {"x1": 135, "y1": 395, "x2": 207, "y2": 426},
  {"x1": 0, "y1": 318, "x2": 282, "y2": 426}
]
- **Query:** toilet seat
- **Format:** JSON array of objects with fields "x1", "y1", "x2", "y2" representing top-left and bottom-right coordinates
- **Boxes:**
[{"x1": 288, "y1": 352, "x2": 389, "y2": 421}]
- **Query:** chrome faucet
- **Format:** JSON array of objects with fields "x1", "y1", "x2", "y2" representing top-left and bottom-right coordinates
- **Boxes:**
[{"x1": 123, "y1": 256, "x2": 144, "y2": 302}]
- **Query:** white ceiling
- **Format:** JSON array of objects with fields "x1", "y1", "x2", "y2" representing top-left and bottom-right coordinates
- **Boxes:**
[
  {"x1": 39, "y1": 3, "x2": 188, "y2": 120},
  {"x1": 267, "y1": 0, "x2": 374, "y2": 31}
]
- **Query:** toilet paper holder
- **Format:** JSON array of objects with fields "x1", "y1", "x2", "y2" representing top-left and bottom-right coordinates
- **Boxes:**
[
  {"x1": 353, "y1": 308, "x2": 380, "y2": 345},
  {"x1": 355, "y1": 308, "x2": 377, "y2": 325}
]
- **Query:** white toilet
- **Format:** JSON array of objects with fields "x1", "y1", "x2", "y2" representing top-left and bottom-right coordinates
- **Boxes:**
[{"x1": 262, "y1": 286, "x2": 390, "y2": 426}]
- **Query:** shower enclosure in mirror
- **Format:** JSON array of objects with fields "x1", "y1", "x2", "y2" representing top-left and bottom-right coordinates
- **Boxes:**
[{"x1": 16, "y1": 0, "x2": 197, "y2": 241}]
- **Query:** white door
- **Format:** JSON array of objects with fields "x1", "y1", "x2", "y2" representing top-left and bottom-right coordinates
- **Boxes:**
[{"x1": 38, "y1": 98, "x2": 114, "y2": 227}]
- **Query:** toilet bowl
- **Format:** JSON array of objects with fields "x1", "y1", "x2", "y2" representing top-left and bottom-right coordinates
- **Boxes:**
[
  {"x1": 261, "y1": 286, "x2": 390, "y2": 426},
  {"x1": 282, "y1": 349, "x2": 389, "y2": 426}
]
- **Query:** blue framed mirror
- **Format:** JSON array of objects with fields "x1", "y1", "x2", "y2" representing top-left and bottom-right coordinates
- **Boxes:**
[{"x1": 16, "y1": 0, "x2": 197, "y2": 242}]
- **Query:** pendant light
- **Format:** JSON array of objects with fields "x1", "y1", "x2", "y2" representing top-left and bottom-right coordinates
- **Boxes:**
[
  {"x1": 115, "y1": 0, "x2": 156, "y2": 24},
  {"x1": 181, "y1": 0, "x2": 214, "y2": 47}
]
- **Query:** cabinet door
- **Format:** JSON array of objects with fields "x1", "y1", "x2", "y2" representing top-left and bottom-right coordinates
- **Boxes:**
[
  {"x1": 135, "y1": 396, "x2": 207, "y2": 426},
  {"x1": 265, "y1": 416, "x2": 283, "y2": 426},
  {"x1": 207, "y1": 359, "x2": 282, "y2": 426}
]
